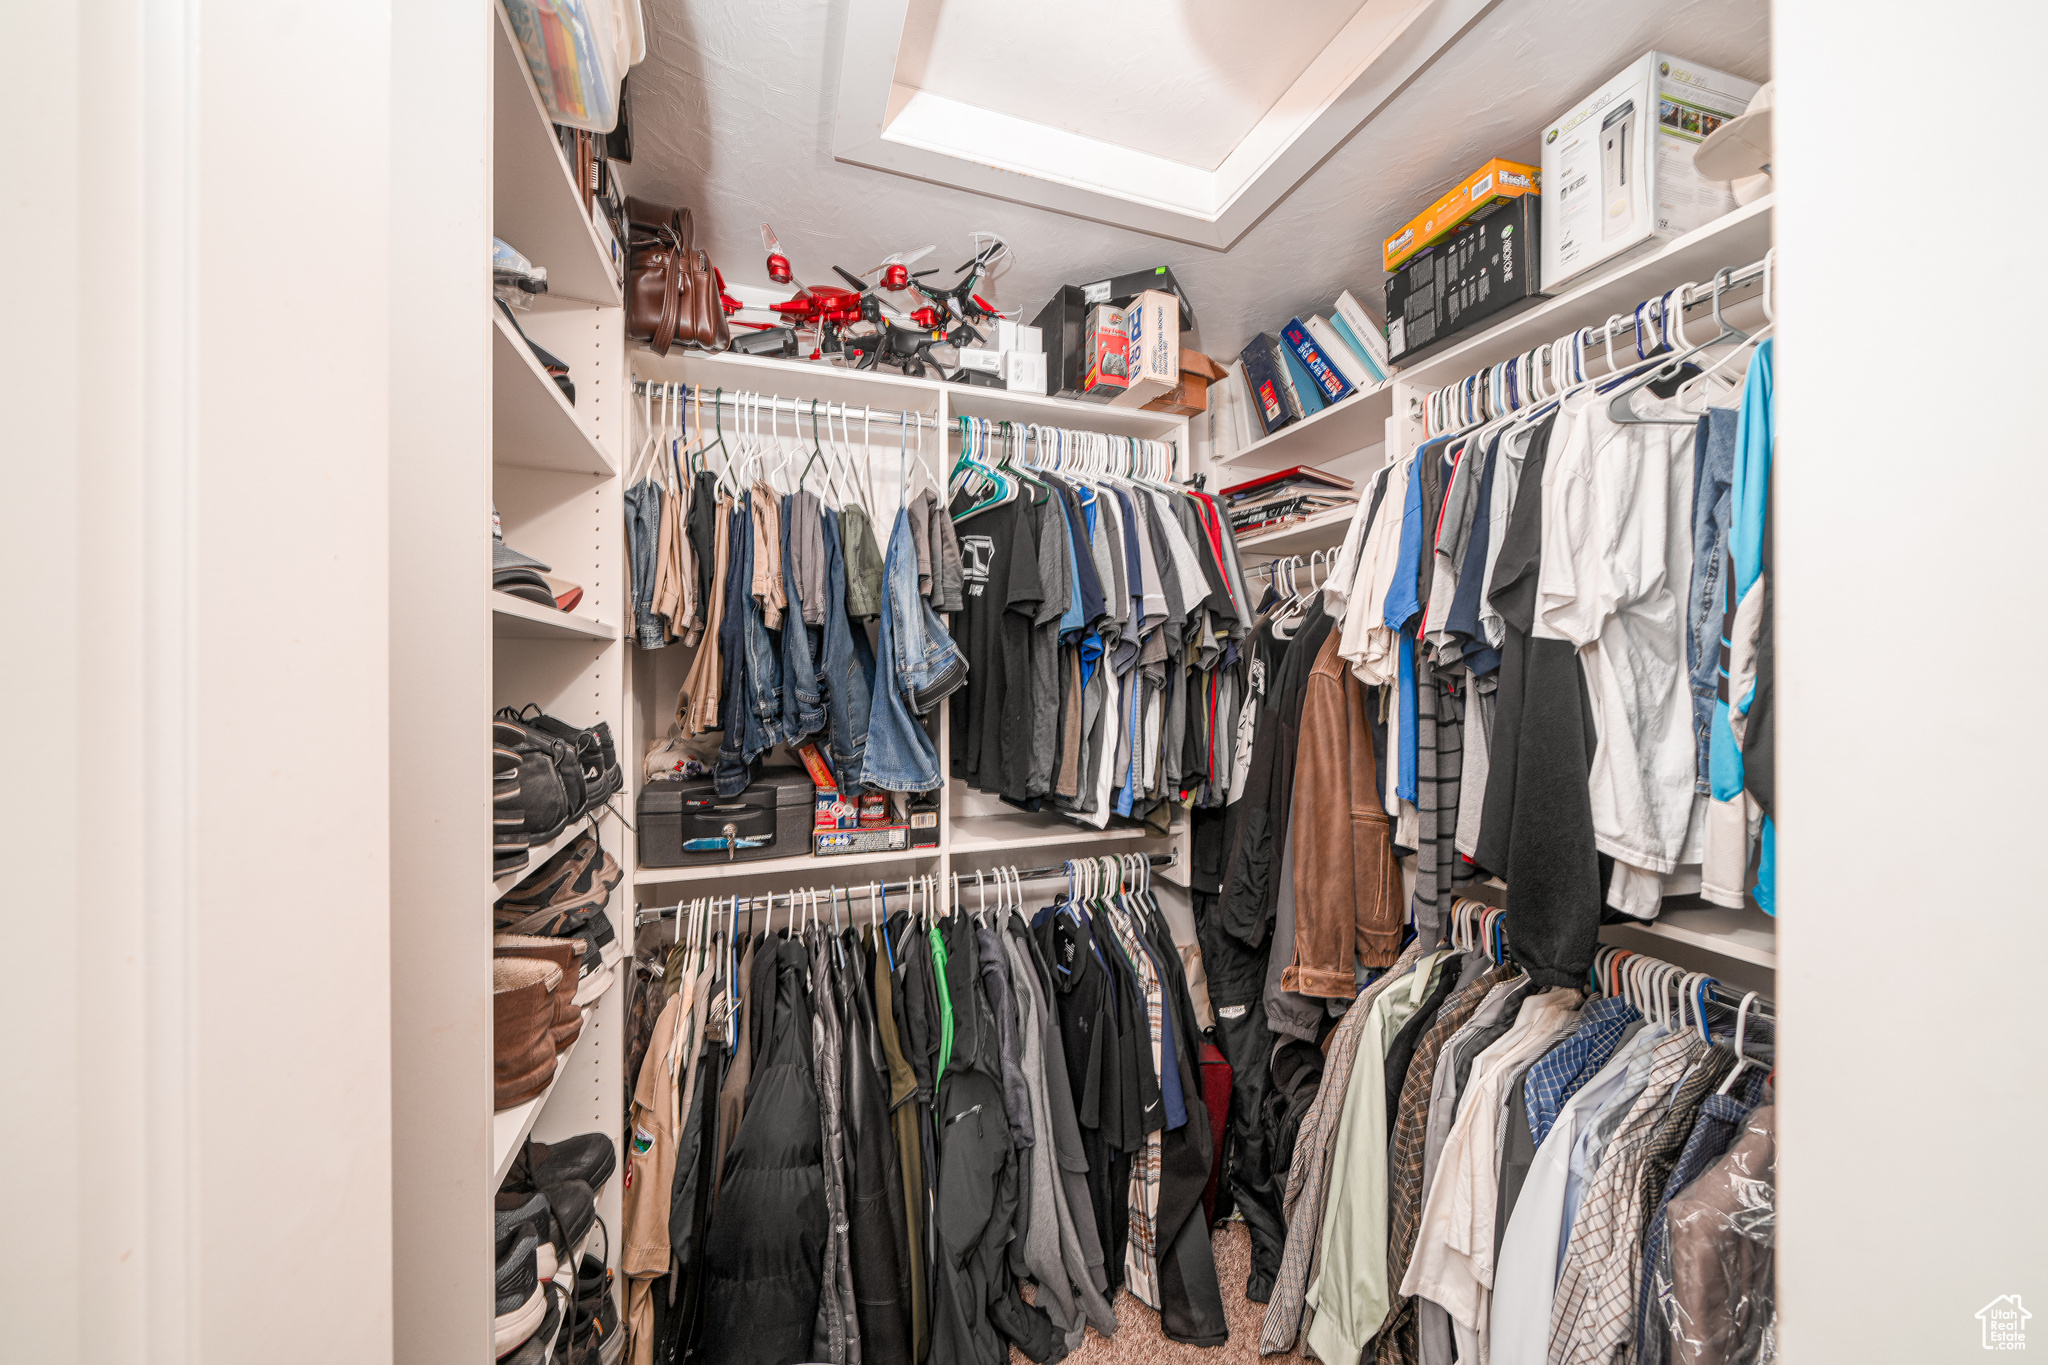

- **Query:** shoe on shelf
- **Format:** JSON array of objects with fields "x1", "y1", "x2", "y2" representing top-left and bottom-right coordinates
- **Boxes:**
[
  {"x1": 493, "y1": 937, "x2": 585, "y2": 1052},
  {"x1": 528, "y1": 1133, "x2": 617, "y2": 1195},
  {"x1": 495, "y1": 831, "x2": 621, "y2": 923},
  {"x1": 555, "y1": 1248, "x2": 620, "y2": 1365},
  {"x1": 495, "y1": 743, "x2": 531, "y2": 877},
  {"x1": 495, "y1": 713, "x2": 580, "y2": 849},
  {"x1": 494, "y1": 1231, "x2": 545, "y2": 1356},
  {"x1": 493, "y1": 959, "x2": 563, "y2": 1110},
  {"x1": 495, "y1": 901, "x2": 619, "y2": 978},
  {"x1": 496, "y1": 1190, "x2": 559, "y2": 1282},
  {"x1": 522, "y1": 709, "x2": 621, "y2": 819},
  {"x1": 498, "y1": 1283, "x2": 564, "y2": 1364}
]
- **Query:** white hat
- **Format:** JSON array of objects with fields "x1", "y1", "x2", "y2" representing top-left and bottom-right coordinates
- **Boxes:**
[{"x1": 1695, "y1": 81, "x2": 1774, "y2": 182}]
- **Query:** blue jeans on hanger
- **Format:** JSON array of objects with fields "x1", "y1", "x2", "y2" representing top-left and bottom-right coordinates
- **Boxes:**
[
  {"x1": 1688, "y1": 407, "x2": 1739, "y2": 795},
  {"x1": 880, "y1": 505, "x2": 967, "y2": 715},
  {"x1": 860, "y1": 509, "x2": 945, "y2": 791},
  {"x1": 777, "y1": 494, "x2": 828, "y2": 747},
  {"x1": 624, "y1": 480, "x2": 667, "y2": 649},
  {"x1": 818, "y1": 507, "x2": 874, "y2": 789},
  {"x1": 736, "y1": 493, "x2": 788, "y2": 767}
]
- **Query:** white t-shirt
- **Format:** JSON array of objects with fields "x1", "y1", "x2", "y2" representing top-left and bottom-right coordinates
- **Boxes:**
[{"x1": 1535, "y1": 391, "x2": 1703, "y2": 873}]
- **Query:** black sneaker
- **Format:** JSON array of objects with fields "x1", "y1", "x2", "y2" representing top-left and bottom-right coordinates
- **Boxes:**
[
  {"x1": 524, "y1": 710, "x2": 620, "y2": 818},
  {"x1": 494, "y1": 1231, "x2": 544, "y2": 1356},
  {"x1": 556, "y1": 1251, "x2": 619, "y2": 1365},
  {"x1": 495, "y1": 714, "x2": 578, "y2": 847},
  {"x1": 529, "y1": 1133, "x2": 616, "y2": 1194}
]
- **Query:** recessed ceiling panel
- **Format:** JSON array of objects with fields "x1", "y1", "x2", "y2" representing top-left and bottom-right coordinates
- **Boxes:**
[
  {"x1": 835, "y1": 0, "x2": 1505, "y2": 247},
  {"x1": 895, "y1": 0, "x2": 1369, "y2": 172}
]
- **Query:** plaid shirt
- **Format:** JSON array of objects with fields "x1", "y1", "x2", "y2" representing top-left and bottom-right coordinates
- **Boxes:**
[
  {"x1": 1370, "y1": 960, "x2": 1513, "y2": 1365},
  {"x1": 1524, "y1": 995, "x2": 1641, "y2": 1148},
  {"x1": 1260, "y1": 940, "x2": 1430, "y2": 1355},
  {"x1": 1103, "y1": 902, "x2": 1165, "y2": 1309},
  {"x1": 1548, "y1": 1030, "x2": 1704, "y2": 1365}
]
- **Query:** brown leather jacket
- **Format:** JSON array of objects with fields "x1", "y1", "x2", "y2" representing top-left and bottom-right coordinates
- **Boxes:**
[{"x1": 1281, "y1": 629, "x2": 1404, "y2": 997}]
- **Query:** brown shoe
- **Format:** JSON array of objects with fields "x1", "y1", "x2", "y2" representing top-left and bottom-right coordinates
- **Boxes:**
[
  {"x1": 494, "y1": 935, "x2": 585, "y2": 1051},
  {"x1": 494, "y1": 958, "x2": 562, "y2": 1110}
]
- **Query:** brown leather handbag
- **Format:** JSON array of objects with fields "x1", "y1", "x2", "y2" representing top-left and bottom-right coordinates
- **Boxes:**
[{"x1": 626, "y1": 197, "x2": 729, "y2": 355}]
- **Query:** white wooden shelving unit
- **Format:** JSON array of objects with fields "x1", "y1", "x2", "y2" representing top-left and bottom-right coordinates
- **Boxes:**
[
  {"x1": 482, "y1": 1, "x2": 634, "y2": 1349},
  {"x1": 620, "y1": 348, "x2": 1195, "y2": 932}
]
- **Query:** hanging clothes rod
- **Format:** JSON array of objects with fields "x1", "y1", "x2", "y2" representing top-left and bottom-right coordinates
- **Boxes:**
[
  {"x1": 1414, "y1": 248, "x2": 1775, "y2": 437},
  {"x1": 1450, "y1": 898, "x2": 1776, "y2": 1020},
  {"x1": 627, "y1": 381, "x2": 939, "y2": 430},
  {"x1": 632, "y1": 850, "x2": 1177, "y2": 924}
]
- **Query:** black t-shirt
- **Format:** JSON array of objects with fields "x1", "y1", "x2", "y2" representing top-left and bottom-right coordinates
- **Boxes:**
[{"x1": 949, "y1": 491, "x2": 1044, "y2": 799}]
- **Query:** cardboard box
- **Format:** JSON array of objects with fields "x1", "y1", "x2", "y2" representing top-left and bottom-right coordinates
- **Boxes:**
[
  {"x1": 1384, "y1": 192, "x2": 1542, "y2": 364},
  {"x1": 1030, "y1": 286, "x2": 1088, "y2": 397},
  {"x1": 1540, "y1": 52, "x2": 1760, "y2": 291},
  {"x1": 1110, "y1": 290, "x2": 1181, "y2": 408},
  {"x1": 957, "y1": 347, "x2": 1005, "y2": 376},
  {"x1": 1081, "y1": 304, "x2": 1129, "y2": 398},
  {"x1": 1075, "y1": 265, "x2": 1197, "y2": 331},
  {"x1": 1142, "y1": 349, "x2": 1227, "y2": 416},
  {"x1": 1383, "y1": 157, "x2": 1541, "y2": 272}
]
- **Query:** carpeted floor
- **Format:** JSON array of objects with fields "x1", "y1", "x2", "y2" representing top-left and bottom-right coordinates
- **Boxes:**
[{"x1": 1012, "y1": 1221, "x2": 1312, "y2": 1364}]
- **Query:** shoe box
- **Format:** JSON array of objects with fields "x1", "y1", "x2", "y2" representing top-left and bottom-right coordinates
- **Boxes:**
[
  {"x1": 1384, "y1": 191, "x2": 1542, "y2": 366},
  {"x1": 636, "y1": 767, "x2": 815, "y2": 866}
]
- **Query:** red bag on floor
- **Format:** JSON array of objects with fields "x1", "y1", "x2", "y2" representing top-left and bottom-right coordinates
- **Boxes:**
[{"x1": 1199, "y1": 1041, "x2": 1234, "y2": 1224}]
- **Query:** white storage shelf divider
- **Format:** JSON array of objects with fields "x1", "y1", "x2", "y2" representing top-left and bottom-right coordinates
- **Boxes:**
[
  {"x1": 620, "y1": 348, "x2": 1187, "y2": 925},
  {"x1": 487, "y1": 0, "x2": 634, "y2": 1343}
]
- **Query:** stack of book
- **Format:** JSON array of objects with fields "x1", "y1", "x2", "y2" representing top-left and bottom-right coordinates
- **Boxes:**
[
  {"x1": 1219, "y1": 465, "x2": 1357, "y2": 539},
  {"x1": 1232, "y1": 291, "x2": 1391, "y2": 441}
]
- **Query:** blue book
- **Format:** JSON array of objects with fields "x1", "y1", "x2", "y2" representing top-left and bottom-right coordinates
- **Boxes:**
[
  {"x1": 1279, "y1": 337, "x2": 1329, "y2": 416},
  {"x1": 1329, "y1": 312, "x2": 1388, "y2": 384},
  {"x1": 1237, "y1": 335, "x2": 1294, "y2": 436},
  {"x1": 1282, "y1": 317, "x2": 1355, "y2": 404}
]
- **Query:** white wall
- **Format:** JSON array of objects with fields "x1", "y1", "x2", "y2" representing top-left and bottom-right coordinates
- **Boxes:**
[
  {"x1": 1776, "y1": 0, "x2": 2048, "y2": 1356},
  {"x1": 8, "y1": 1, "x2": 398, "y2": 1361}
]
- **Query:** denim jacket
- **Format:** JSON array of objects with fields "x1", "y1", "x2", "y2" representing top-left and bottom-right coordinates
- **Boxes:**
[
  {"x1": 880, "y1": 505, "x2": 968, "y2": 716},
  {"x1": 859, "y1": 508, "x2": 949, "y2": 791}
]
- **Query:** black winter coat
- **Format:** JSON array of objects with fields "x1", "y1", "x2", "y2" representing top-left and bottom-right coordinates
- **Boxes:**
[{"x1": 697, "y1": 939, "x2": 826, "y2": 1365}]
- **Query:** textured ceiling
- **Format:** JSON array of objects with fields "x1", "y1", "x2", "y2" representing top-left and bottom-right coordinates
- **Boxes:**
[
  {"x1": 622, "y1": 0, "x2": 1769, "y2": 366},
  {"x1": 894, "y1": 0, "x2": 1369, "y2": 171}
]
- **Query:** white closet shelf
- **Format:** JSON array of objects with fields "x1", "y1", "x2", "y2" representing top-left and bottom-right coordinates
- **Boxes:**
[
  {"x1": 1391, "y1": 195, "x2": 1775, "y2": 393},
  {"x1": 633, "y1": 347, "x2": 1191, "y2": 441},
  {"x1": 632, "y1": 844, "x2": 942, "y2": 886},
  {"x1": 1605, "y1": 904, "x2": 1778, "y2": 970},
  {"x1": 492, "y1": 591, "x2": 619, "y2": 641},
  {"x1": 494, "y1": 311, "x2": 618, "y2": 476},
  {"x1": 948, "y1": 813, "x2": 1168, "y2": 854},
  {"x1": 492, "y1": 1024, "x2": 583, "y2": 1187},
  {"x1": 1234, "y1": 504, "x2": 1356, "y2": 558},
  {"x1": 1218, "y1": 381, "x2": 1394, "y2": 471},
  {"x1": 634, "y1": 347, "x2": 945, "y2": 416},
  {"x1": 492, "y1": 4, "x2": 622, "y2": 308}
]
